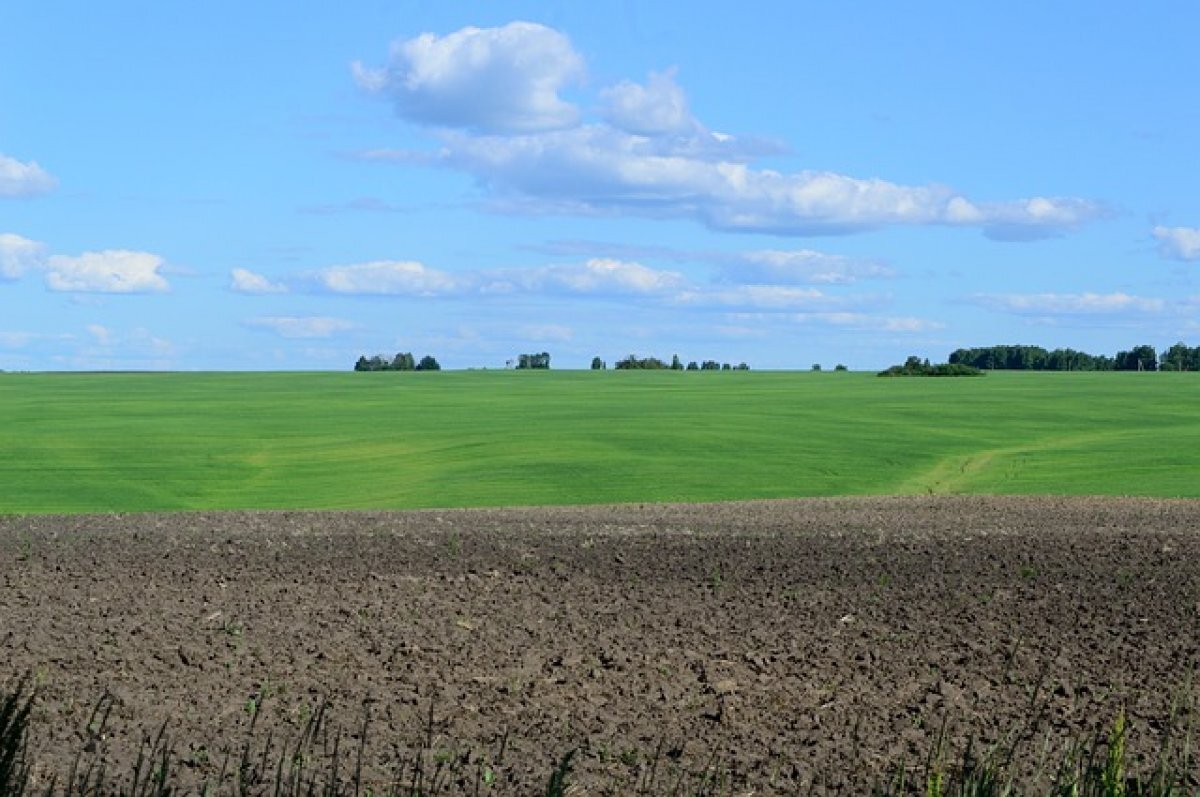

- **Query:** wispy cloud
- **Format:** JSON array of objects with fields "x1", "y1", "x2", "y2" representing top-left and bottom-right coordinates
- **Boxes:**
[
  {"x1": 971, "y1": 291, "x2": 1166, "y2": 316},
  {"x1": 675, "y1": 285, "x2": 852, "y2": 311},
  {"x1": 724, "y1": 249, "x2": 895, "y2": 285},
  {"x1": 722, "y1": 311, "x2": 943, "y2": 334},
  {"x1": 354, "y1": 23, "x2": 1107, "y2": 240},
  {"x1": 82, "y1": 324, "x2": 174, "y2": 357},
  {"x1": 245, "y1": 316, "x2": 356, "y2": 339},
  {"x1": 0, "y1": 153, "x2": 57, "y2": 198},
  {"x1": 298, "y1": 196, "x2": 408, "y2": 215}
]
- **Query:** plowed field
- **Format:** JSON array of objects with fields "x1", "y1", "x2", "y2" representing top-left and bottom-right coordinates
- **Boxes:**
[{"x1": 3, "y1": 497, "x2": 1199, "y2": 793}]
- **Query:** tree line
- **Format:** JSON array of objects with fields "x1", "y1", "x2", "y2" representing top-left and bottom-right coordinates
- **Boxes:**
[
  {"x1": 948, "y1": 342, "x2": 1200, "y2": 372},
  {"x1": 354, "y1": 352, "x2": 441, "y2": 371},
  {"x1": 595, "y1": 354, "x2": 750, "y2": 371}
]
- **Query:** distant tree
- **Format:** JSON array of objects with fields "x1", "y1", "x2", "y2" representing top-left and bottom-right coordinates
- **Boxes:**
[
  {"x1": 734, "y1": 363, "x2": 750, "y2": 371},
  {"x1": 1161, "y1": 342, "x2": 1200, "y2": 371},
  {"x1": 686, "y1": 361, "x2": 698, "y2": 371},
  {"x1": 879, "y1": 355, "x2": 982, "y2": 377},
  {"x1": 391, "y1": 352, "x2": 415, "y2": 371},
  {"x1": 415, "y1": 355, "x2": 441, "y2": 371},
  {"x1": 811, "y1": 363, "x2": 822, "y2": 372},
  {"x1": 700, "y1": 360, "x2": 720, "y2": 371},
  {"x1": 516, "y1": 352, "x2": 551, "y2": 369},
  {"x1": 614, "y1": 354, "x2": 668, "y2": 369},
  {"x1": 354, "y1": 356, "x2": 370, "y2": 372},
  {"x1": 834, "y1": 364, "x2": 848, "y2": 372},
  {"x1": 1115, "y1": 345, "x2": 1157, "y2": 371},
  {"x1": 671, "y1": 354, "x2": 683, "y2": 371},
  {"x1": 721, "y1": 363, "x2": 731, "y2": 371},
  {"x1": 590, "y1": 356, "x2": 606, "y2": 370}
]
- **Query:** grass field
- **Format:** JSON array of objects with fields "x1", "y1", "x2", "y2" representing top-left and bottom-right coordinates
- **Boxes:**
[{"x1": 2, "y1": 369, "x2": 1198, "y2": 513}]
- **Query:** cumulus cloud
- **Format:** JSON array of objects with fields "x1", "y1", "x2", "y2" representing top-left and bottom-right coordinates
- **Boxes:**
[
  {"x1": 1152, "y1": 225, "x2": 1200, "y2": 261},
  {"x1": 353, "y1": 21, "x2": 583, "y2": 133},
  {"x1": 231, "y1": 268, "x2": 288, "y2": 294},
  {"x1": 601, "y1": 68, "x2": 699, "y2": 136},
  {"x1": 354, "y1": 22, "x2": 1106, "y2": 240},
  {"x1": 0, "y1": 154, "x2": 57, "y2": 197},
  {"x1": 44, "y1": 250, "x2": 170, "y2": 293},
  {"x1": 0, "y1": 233, "x2": 46, "y2": 279},
  {"x1": 725, "y1": 249, "x2": 894, "y2": 285},
  {"x1": 971, "y1": 292, "x2": 1166, "y2": 315},
  {"x1": 246, "y1": 316, "x2": 356, "y2": 339},
  {"x1": 314, "y1": 260, "x2": 466, "y2": 296}
]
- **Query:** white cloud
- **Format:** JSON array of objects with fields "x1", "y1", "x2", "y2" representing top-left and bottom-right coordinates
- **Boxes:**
[
  {"x1": 1152, "y1": 225, "x2": 1200, "y2": 261},
  {"x1": 723, "y1": 310, "x2": 943, "y2": 334},
  {"x1": 314, "y1": 260, "x2": 465, "y2": 296},
  {"x1": 675, "y1": 285, "x2": 847, "y2": 311},
  {"x1": 354, "y1": 21, "x2": 583, "y2": 133},
  {"x1": 495, "y1": 258, "x2": 686, "y2": 296},
  {"x1": 800, "y1": 312, "x2": 944, "y2": 333},
  {"x1": 0, "y1": 233, "x2": 46, "y2": 279},
  {"x1": 601, "y1": 68, "x2": 699, "y2": 136},
  {"x1": 437, "y1": 126, "x2": 1105, "y2": 237},
  {"x1": 246, "y1": 316, "x2": 356, "y2": 339},
  {"x1": 44, "y1": 250, "x2": 170, "y2": 293},
  {"x1": 517, "y1": 323, "x2": 573, "y2": 342},
  {"x1": 356, "y1": 23, "x2": 1105, "y2": 240},
  {"x1": 231, "y1": 268, "x2": 288, "y2": 294},
  {"x1": 0, "y1": 331, "x2": 35, "y2": 348},
  {"x1": 79, "y1": 325, "x2": 175, "y2": 359},
  {"x1": 972, "y1": 292, "x2": 1166, "y2": 315},
  {"x1": 86, "y1": 324, "x2": 115, "y2": 345},
  {"x1": 0, "y1": 154, "x2": 57, "y2": 197},
  {"x1": 310, "y1": 256, "x2": 685, "y2": 299},
  {"x1": 728, "y1": 249, "x2": 894, "y2": 285}
]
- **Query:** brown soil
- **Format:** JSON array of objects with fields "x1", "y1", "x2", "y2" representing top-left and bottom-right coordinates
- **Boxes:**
[{"x1": 3, "y1": 497, "x2": 1200, "y2": 794}]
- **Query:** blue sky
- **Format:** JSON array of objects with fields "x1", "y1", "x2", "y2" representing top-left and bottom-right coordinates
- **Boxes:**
[{"x1": 2, "y1": 2, "x2": 1198, "y2": 370}]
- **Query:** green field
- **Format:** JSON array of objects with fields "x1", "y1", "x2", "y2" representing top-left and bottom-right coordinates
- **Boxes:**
[{"x1": 2, "y1": 370, "x2": 1197, "y2": 513}]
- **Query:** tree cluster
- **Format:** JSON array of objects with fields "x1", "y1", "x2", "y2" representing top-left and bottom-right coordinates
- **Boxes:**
[
  {"x1": 878, "y1": 356, "x2": 984, "y2": 377},
  {"x1": 514, "y1": 352, "x2": 551, "y2": 369},
  {"x1": 605, "y1": 354, "x2": 749, "y2": 371},
  {"x1": 354, "y1": 352, "x2": 441, "y2": 372},
  {"x1": 948, "y1": 342, "x2": 1200, "y2": 372}
]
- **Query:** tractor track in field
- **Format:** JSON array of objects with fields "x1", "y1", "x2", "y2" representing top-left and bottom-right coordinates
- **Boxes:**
[{"x1": 3, "y1": 496, "x2": 1200, "y2": 794}]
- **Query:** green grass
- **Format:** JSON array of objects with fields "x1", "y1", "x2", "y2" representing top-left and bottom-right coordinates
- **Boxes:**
[{"x1": 1, "y1": 370, "x2": 1198, "y2": 513}]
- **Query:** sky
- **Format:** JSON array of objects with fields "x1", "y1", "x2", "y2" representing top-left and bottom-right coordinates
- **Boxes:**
[{"x1": 2, "y1": 1, "x2": 1199, "y2": 371}]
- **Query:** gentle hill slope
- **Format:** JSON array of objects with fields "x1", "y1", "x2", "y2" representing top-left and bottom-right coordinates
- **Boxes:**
[{"x1": 1, "y1": 370, "x2": 1197, "y2": 513}]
